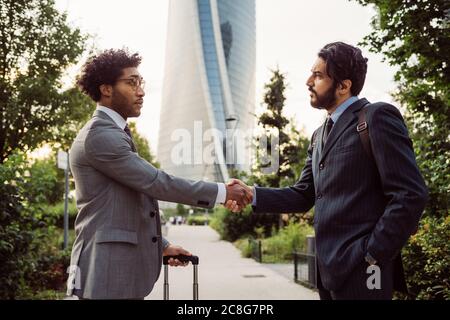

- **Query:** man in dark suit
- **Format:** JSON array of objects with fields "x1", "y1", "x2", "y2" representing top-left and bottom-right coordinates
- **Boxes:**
[{"x1": 226, "y1": 42, "x2": 428, "y2": 300}]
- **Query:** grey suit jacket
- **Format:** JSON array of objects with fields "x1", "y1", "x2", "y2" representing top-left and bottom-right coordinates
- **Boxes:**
[
  {"x1": 253, "y1": 98, "x2": 428, "y2": 292},
  {"x1": 66, "y1": 110, "x2": 218, "y2": 299}
]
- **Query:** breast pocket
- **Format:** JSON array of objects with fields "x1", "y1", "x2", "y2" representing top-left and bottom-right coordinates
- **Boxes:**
[{"x1": 333, "y1": 145, "x2": 357, "y2": 155}]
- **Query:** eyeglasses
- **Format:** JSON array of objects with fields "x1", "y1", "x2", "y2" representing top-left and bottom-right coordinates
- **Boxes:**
[{"x1": 117, "y1": 77, "x2": 146, "y2": 91}]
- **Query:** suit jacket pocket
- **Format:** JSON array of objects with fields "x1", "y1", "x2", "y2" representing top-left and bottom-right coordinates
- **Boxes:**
[
  {"x1": 333, "y1": 145, "x2": 357, "y2": 154},
  {"x1": 95, "y1": 229, "x2": 138, "y2": 245}
]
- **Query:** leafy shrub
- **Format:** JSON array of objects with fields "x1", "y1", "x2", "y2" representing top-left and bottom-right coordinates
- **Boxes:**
[
  {"x1": 27, "y1": 157, "x2": 65, "y2": 205},
  {"x1": 0, "y1": 153, "x2": 41, "y2": 299},
  {"x1": 261, "y1": 222, "x2": 314, "y2": 263},
  {"x1": 187, "y1": 215, "x2": 209, "y2": 225},
  {"x1": 42, "y1": 200, "x2": 78, "y2": 228},
  {"x1": 399, "y1": 215, "x2": 450, "y2": 300},
  {"x1": 210, "y1": 206, "x2": 280, "y2": 242},
  {"x1": 0, "y1": 152, "x2": 72, "y2": 299},
  {"x1": 233, "y1": 238, "x2": 253, "y2": 258}
]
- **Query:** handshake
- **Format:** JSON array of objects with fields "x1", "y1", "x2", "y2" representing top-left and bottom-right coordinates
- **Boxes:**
[{"x1": 224, "y1": 179, "x2": 253, "y2": 212}]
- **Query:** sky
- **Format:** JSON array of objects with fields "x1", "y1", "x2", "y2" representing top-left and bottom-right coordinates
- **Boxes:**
[{"x1": 54, "y1": 0, "x2": 397, "y2": 154}]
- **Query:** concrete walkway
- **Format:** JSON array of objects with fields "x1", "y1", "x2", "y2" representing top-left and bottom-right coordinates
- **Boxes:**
[{"x1": 146, "y1": 225, "x2": 319, "y2": 300}]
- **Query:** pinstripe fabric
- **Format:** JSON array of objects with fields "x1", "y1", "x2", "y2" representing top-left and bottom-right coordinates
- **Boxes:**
[{"x1": 253, "y1": 98, "x2": 428, "y2": 297}]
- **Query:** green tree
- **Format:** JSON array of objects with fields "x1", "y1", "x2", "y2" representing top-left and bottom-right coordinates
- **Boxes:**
[
  {"x1": 0, "y1": 0, "x2": 94, "y2": 298},
  {"x1": 128, "y1": 121, "x2": 160, "y2": 168},
  {"x1": 354, "y1": 0, "x2": 449, "y2": 217},
  {"x1": 353, "y1": 0, "x2": 450, "y2": 299},
  {"x1": 253, "y1": 69, "x2": 310, "y2": 228},
  {"x1": 254, "y1": 68, "x2": 308, "y2": 188},
  {"x1": 0, "y1": 0, "x2": 95, "y2": 162},
  {"x1": 176, "y1": 203, "x2": 187, "y2": 216},
  {"x1": 221, "y1": 69, "x2": 310, "y2": 239}
]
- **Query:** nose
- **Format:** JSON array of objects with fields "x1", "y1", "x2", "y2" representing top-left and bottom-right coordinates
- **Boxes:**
[
  {"x1": 306, "y1": 74, "x2": 313, "y2": 88},
  {"x1": 137, "y1": 86, "x2": 145, "y2": 97}
]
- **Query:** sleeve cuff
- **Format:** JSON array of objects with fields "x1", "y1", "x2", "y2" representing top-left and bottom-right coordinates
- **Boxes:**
[
  {"x1": 251, "y1": 187, "x2": 257, "y2": 206},
  {"x1": 162, "y1": 237, "x2": 170, "y2": 250},
  {"x1": 215, "y1": 183, "x2": 226, "y2": 204}
]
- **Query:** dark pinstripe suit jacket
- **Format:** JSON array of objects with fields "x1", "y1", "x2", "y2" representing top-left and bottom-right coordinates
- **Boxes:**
[{"x1": 253, "y1": 98, "x2": 428, "y2": 292}]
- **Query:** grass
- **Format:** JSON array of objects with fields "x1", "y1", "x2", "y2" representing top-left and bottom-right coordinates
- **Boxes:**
[{"x1": 234, "y1": 222, "x2": 314, "y2": 263}]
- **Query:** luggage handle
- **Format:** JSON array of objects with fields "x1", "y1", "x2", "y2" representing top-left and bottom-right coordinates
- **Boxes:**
[
  {"x1": 163, "y1": 255, "x2": 199, "y2": 300},
  {"x1": 163, "y1": 255, "x2": 199, "y2": 265}
]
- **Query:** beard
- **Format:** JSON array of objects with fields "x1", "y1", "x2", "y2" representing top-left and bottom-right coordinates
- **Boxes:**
[
  {"x1": 309, "y1": 82, "x2": 337, "y2": 110},
  {"x1": 111, "y1": 90, "x2": 133, "y2": 119}
]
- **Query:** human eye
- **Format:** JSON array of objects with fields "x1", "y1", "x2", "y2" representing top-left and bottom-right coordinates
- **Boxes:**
[{"x1": 129, "y1": 78, "x2": 138, "y2": 87}]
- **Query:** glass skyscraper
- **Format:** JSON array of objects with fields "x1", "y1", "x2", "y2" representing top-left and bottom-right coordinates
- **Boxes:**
[{"x1": 158, "y1": 0, "x2": 256, "y2": 183}]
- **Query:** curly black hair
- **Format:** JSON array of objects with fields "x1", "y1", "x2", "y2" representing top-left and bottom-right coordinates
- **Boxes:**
[
  {"x1": 318, "y1": 42, "x2": 368, "y2": 96},
  {"x1": 77, "y1": 48, "x2": 142, "y2": 102}
]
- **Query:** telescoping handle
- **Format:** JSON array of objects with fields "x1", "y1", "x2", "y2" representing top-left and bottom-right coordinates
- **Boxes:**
[
  {"x1": 163, "y1": 255, "x2": 199, "y2": 300},
  {"x1": 163, "y1": 255, "x2": 199, "y2": 265}
]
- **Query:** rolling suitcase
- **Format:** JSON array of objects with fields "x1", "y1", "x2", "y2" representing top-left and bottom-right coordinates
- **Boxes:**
[{"x1": 163, "y1": 255, "x2": 199, "y2": 300}]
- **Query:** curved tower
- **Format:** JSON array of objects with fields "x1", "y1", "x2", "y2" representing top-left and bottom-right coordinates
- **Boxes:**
[{"x1": 158, "y1": 0, "x2": 256, "y2": 182}]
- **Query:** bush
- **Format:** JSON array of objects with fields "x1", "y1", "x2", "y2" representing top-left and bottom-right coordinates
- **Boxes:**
[
  {"x1": 27, "y1": 157, "x2": 65, "y2": 205},
  {"x1": 24, "y1": 249, "x2": 71, "y2": 292},
  {"x1": 232, "y1": 222, "x2": 314, "y2": 263},
  {"x1": 176, "y1": 203, "x2": 187, "y2": 216},
  {"x1": 233, "y1": 238, "x2": 253, "y2": 258},
  {"x1": 16, "y1": 226, "x2": 74, "y2": 299},
  {"x1": 187, "y1": 215, "x2": 209, "y2": 226},
  {"x1": 261, "y1": 222, "x2": 314, "y2": 263},
  {"x1": 0, "y1": 152, "x2": 72, "y2": 299},
  {"x1": 210, "y1": 206, "x2": 280, "y2": 242},
  {"x1": 42, "y1": 200, "x2": 78, "y2": 228},
  {"x1": 399, "y1": 215, "x2": 450, "y2": 300},
  {"x1": 0, "y1": 153, "x2": 41, "y2": 299}
]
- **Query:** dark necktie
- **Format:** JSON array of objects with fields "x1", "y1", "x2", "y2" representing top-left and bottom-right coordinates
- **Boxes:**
[
  {"x1": 124, "y1": 124, "x2": 137, "y2": 152},
  {"x1": 322, "y1": 116, "x2": 334, "y2": 148}
]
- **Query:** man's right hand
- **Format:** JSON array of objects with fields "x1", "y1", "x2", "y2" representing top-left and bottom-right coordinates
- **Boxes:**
[{"x1": 224, "y1": 179, "x2": 253, "y2": 212}]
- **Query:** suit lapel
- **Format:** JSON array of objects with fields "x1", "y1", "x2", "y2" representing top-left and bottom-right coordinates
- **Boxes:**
[
  {"x1": 312, "y1": 123, "x2": 324, "y2": 178},
  {"x1": 93, "y1": 110, "x2": 137, "y2": 152},
  {"x1": 316, "y1": 122, "x2": 326, "y2": 159},
  {"x1": 319, "y1": 98, "x2": 369, "y2": 163}
]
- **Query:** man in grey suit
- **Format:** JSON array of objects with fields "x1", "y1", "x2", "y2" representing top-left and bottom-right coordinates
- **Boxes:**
[
  {"x1": 66, "y1": 49, "x2": 252, "y2": 299},
  {"x1": 226, "y1": 42, "x2": 428, "y2": 300}
]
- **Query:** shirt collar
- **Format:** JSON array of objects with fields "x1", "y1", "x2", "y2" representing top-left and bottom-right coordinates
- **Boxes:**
[
  {"x1": 96, "y1": 105, "x2": 127, "y2": 130},
  {"x1": 329, "y1": 96, "x2": 359, "y2": 123}
]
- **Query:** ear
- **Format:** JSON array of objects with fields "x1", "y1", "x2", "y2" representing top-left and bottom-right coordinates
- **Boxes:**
[
  {"x1": 338, "y1": 79, "x2": 352, "y2": 95},
  {"x1": 99, "y1": 84, "x2": 113, "y2": 98}
]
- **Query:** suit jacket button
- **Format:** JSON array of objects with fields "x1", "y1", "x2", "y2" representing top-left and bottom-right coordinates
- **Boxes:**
[
  {"x1": 152, "y1": 237, "x2": 158, "y2": 243},
  {"x1": 317, "y1": 194, "x2": 322, "y2": 199},
  {"x1": 319, "y1": 163, "x2": 324, "y2": 170},
  {"x1": 150, "y1": 211, "x2": 156, "y2": 217}
]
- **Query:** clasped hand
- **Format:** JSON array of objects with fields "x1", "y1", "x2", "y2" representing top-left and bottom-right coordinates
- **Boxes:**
[{"x1": 224, "y1": 179, "x2": 253, "y2": 212}]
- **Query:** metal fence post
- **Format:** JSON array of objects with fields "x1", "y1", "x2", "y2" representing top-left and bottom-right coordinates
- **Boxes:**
[
  {"x1": 258, "y1": 240, "x2": 262, "y2": 263},
  {"x1": 306, "y1": 235, "x2": 316, "y2": 287},
  {"x1": 293, "y1": 252, "x2": 298, "y2": 282}
]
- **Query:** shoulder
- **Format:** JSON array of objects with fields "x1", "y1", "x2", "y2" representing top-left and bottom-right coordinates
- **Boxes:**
[
  {"x1": 84, "y1": 117, "x2": 127, "y2": 151},
  {"x1": 366, "y1": 102, "x2": 403, "y2": 123},
  {"x1": 312, "y1": 126, "x2": 322, "y2": 140},
  {"x1": 365, "y1": 102, "x2": 409, "y2": 137}
]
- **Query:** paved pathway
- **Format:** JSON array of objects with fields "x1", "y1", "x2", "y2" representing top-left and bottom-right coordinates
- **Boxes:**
[{"x1": 146, "y1": 225, "x2": 319, "y2": 300}]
